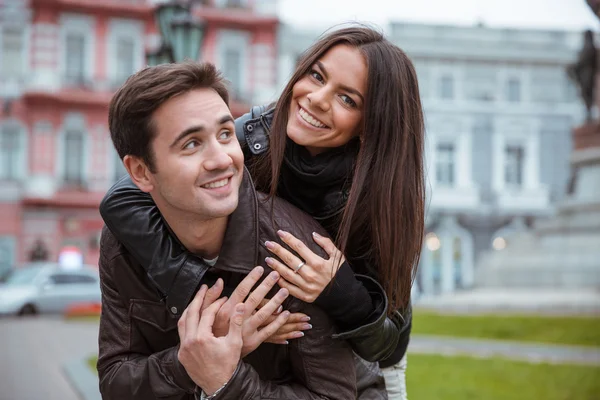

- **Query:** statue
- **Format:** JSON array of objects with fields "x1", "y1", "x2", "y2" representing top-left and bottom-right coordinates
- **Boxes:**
[
  {"x1": 567, "y1": 30, "x2": 598, "y2": 122},
  {"x1": 587, "y1": 0, "x2": 600, "y2": 18}
]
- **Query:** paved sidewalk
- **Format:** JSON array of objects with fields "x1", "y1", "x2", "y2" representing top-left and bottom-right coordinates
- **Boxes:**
[
  {"x1": 409, "y1": 334, "x2": 600, "y2": 366},
  {"x1": 0, "y1": 316, "x2": 99, "y2": 400}
]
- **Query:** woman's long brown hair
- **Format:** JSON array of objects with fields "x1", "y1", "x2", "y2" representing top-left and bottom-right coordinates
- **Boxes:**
[{"x1": 251, "y1": 26, "x2": 425, "y2": 313}]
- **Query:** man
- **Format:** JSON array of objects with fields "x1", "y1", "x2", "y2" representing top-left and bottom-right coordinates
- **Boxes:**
[{"x1": 97, "y1": 62, "x2": 367, "y2": 399}]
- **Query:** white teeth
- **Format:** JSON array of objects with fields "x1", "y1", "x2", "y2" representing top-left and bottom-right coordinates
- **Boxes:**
[
  {"x1": 299, "y1": 107, "x2": 326, "y2": 128},
  {"x1": 202, "y1": 178, "x2": 229, "y2": 189}
]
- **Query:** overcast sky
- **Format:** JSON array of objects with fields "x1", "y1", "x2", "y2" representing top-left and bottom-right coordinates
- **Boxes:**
[{"x1": 279, "y1": 0, "x2": 598, "y2": 32}]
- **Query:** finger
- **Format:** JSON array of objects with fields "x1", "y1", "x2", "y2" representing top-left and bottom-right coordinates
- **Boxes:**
[
  {"x1": 277, "y1": 230, "x2": 323, "y2": 265},
  {"x1": 257, "y1": 299, "x2": 283, "y2": 315},
  {"x1": 264, "y1": 240, "x2": 305, "y2": 273},
  {"x1": 184, "y1": 284, "x2": 208, "y2": 338},
  {"x1": 254, "y1": 310, "x2": 291, "y2": 344},
  {"x1": 265, "y1": 338, "x2": 290, "y2": 345},
  {"x1": 265, "y1": 256, "x2": 304, "y2": 287},
  {"x1": 267, "y1": 330, "x2": 307, "y2": 341},
  {"x1": 311, "y1": 232, "x2": 339, "y2": 258},
  {"x1": 286, "y1": 312, "x2": 311, "y2": 323},
  {"x1": 270, "y1": 321, "x2": 312, "y2": 335},
  {"x1": 251, "y1": 288, "x2": 289, "y2": 327},
  {"x1": 178, "y1": 306, "x2": 189, "y2": 338},
  {"x1": 229, "y1": 266, "x2": 264, "y2": 304},
  {"x1": 227, "y1": 303, "x2": 245, "y2": 344},
  {"x1": 198, "y1": 297, "x2": 228, "y2": 335},
  {"x1": 201, "y1": 278, "x2": 224, "y2": 312},
  {"x1": 244, "y1": 271, "x2": 280, "y2": 313}
]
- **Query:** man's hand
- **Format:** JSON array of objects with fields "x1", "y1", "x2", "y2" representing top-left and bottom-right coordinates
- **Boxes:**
[
  {"x1": 177, "y1": 285, "x2": 245, "y2": 395},
  {"x1": 203, "y1": 266, "x2": 294, "y2": 356}
]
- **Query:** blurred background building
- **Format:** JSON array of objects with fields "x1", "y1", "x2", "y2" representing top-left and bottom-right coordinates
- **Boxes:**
[
  {"x1": 0, "y1": 0, "x2": 279, "y2": 271},
  {"x1": 0, "y1": 0, "x2": 588, "y2": 297}
]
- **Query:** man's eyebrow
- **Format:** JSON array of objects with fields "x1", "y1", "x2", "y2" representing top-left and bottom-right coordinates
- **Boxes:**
[
  {"x1": 169, "y1": 114, "x2": 235, "y2": 148},
  {"x1": 315, "y1": 60, "x2": 365, "y2": 103},
  {"x1": 170, "y1": 125, "x2": 205, "y2": 148}
]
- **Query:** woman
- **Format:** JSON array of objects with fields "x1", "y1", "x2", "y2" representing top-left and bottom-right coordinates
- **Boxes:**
[{"x1": 100, "y1": 26, "x2": 424, "y2": 399}]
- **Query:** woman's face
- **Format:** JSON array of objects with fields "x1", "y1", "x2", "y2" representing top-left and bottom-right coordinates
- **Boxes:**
[{"x1": 286, "y1": 44, "x2": 367, "y2": 156}]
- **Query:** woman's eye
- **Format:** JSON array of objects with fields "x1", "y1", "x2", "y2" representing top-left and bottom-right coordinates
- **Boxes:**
[
  {"x1": 309, "y1": 69, "x2": 324, "y2": 83},
  {"x1": 340, "y1": 95, "x2": 357, "y2": 107}
]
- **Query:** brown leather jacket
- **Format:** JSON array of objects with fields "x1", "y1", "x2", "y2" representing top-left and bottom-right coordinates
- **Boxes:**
[{"x1": 97, "y1": 170, "x2": 387, "y2": 400}]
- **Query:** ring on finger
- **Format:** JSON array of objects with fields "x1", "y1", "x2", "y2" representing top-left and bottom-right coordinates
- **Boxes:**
[{"x1": 294, "y1": 261, "x2": 305, "y2": 273}]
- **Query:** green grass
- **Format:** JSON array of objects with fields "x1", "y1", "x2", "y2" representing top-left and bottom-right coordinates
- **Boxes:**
[
  {"x1": 407, "y1": 354, "x2": 600, "y2": 400},
  {"x1": 412, "y1": 311, "x2": 600, "y2": 347}
]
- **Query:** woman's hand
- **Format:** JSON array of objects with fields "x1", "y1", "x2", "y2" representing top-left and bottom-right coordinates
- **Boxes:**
[
  {"x1": 255, "y1": 299, "x2": 312, "y2": 344},
  {"x1": 264, "y1": 230, "x2": 345, "y2": 303}
]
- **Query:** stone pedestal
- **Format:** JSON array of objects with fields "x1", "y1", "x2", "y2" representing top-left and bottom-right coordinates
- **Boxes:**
[{"x1": 476, "y1": 123, "x2": 600, "y2": 288}]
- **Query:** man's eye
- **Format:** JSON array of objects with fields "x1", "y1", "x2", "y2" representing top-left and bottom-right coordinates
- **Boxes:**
[
  {"x1": 219, "y1": 130, "x2": 232, "y2": 140},
  {"x1": 183, "y1": 140, "x2": 199, "y2": 150}
]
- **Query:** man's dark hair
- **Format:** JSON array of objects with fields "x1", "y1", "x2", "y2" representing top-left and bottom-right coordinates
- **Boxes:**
[{"x1": 109, "y1": 61, "x2": 229, "y2": 172}]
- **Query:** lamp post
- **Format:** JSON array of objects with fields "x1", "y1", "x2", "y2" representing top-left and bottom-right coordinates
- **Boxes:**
[{"x1": 146, "y1": 1, "x2": 205, "y2": 65}]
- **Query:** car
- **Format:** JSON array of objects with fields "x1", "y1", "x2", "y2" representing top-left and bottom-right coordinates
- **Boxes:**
[{"x1": 0, "y1": 263, "x2": 101, "y2": 316}]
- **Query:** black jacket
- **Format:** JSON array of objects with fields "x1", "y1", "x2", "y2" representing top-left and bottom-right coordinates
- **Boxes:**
[
  {"x1": 99, "y1": 106, "x2": 412, "y2": 368},
  {"x1": 98, "y1": 170, "x2": 387, "y2": 399}
]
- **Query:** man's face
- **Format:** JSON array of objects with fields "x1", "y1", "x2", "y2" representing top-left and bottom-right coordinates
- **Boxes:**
[{"x1": 146, "y1": 88, "x2": 244, "y2": 221}]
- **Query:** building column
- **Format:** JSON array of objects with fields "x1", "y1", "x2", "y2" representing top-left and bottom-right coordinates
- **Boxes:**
[{"x1": 440, "y1": 233, "x2": 456, "y2": 293}]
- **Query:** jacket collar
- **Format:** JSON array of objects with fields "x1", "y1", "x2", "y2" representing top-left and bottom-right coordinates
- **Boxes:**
[
  {"x1": 157, "y1": 167, "x2": 261, "y2": 317},
  {"x1": 213, "y1": 168, "x2": 261, "y2": 274}
]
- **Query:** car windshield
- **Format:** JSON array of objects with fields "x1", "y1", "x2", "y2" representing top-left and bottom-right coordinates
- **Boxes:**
[{"x1": 2, "y1": 268, "x2": 42, "y2": 286}]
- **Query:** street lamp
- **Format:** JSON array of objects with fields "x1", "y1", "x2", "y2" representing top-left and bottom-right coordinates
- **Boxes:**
[{"x1": 147, "y1": 1, "x2": 205, "y2": 65}]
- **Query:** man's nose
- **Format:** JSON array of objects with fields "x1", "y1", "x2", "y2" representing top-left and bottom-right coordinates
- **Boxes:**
[{"x1": 203, "y1": 142, "x2": 232, "y2": 171}]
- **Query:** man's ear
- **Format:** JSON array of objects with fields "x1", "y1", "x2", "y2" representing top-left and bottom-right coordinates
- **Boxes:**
[{"x1": 123, "y1": 155, "x2": 154, "y2": 193}]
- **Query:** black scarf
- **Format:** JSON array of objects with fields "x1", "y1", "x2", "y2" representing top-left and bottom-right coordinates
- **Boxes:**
[{"x1": 278, "y1": 137, "x2": 360, "y2": 233}]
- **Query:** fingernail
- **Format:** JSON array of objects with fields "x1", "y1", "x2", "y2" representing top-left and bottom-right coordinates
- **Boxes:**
[
  {"x1": 276, "y1": 305, "x2": 283, "y2": 314},
  {"x1": 282, "y1": 311, "x2": 291, "y2": 318},
  {"x1": 264, "y1": 241, "x2": 275, "y2": 249},
  {"x1": 270, "y1": 271, "x2": 280, "y2": 280},
  {"x1": 301, "y1": 316, "x2": 311, "y2": 322},
  {"x1": 200, "y1": 284, "x2": 207, "y2": 291},
  {"x1": 254, "y1": 266, "x2": 264, "y2": 275},
  {"x1": 294, "y1": 331, "x2": 305, "y2": 338},
  {"x1": 265, "y1": 257, "x2": 274, "y2": 265},
  {"x1": 283, "y1": 340, "x2": 289, "y2": 345},
  {"x1": 312, "y1": 232, "x2": 322, "y2": 238},
  {"x1": 302, "y1": 324, "x2": 313, "y2": 330},
  {"x1": 277, "y1": 230, "x2": 288, "y2": 238}
]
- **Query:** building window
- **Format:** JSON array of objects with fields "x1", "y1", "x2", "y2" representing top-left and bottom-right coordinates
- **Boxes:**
[
  {"x1": 223, "y1": 47, "x2": 243, "y2": 98},
  {"x1": 64, "y1": 130, "x2": 84, "y2": 185},
  {"x1": 506, "y1": 78, "x2": 521, "y2": 102},
  {"x1": 115, "y1": 37, "x2": 135, "y2": 85},
  {"x1": 439, "y1": 75, "x2": 454, "y2": 100},
  {"x1": 1, "y1": 26, "x2": 25, "y2": 80},
  {"x1": 436, "y1": 142, "x2": 455, "y2": 186},
  {"x1": 64, "y1": 32, "x2": 86, "y2": 85},
  {"x1": 0, "y1": 125, "x2": 20, "y2": 180},
  {"x1": 504, "y1": 144, "x2": 524, "y2": 187}
]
